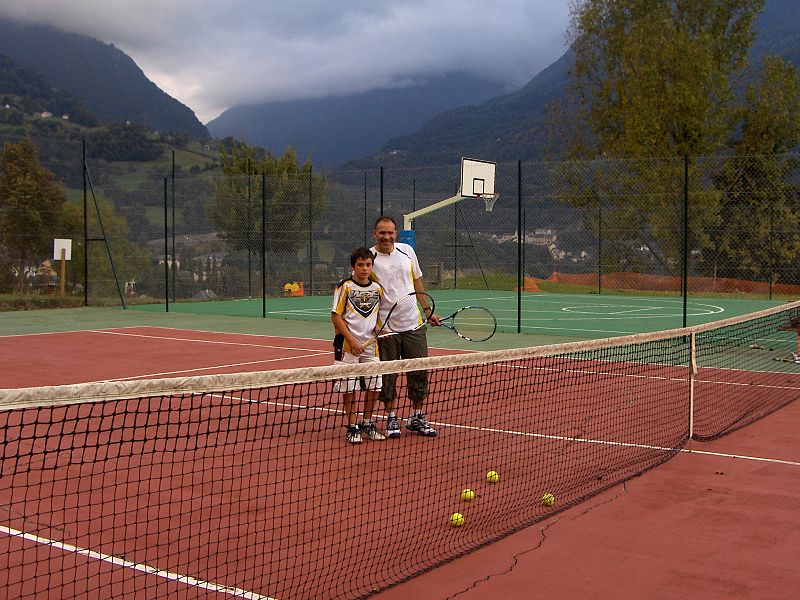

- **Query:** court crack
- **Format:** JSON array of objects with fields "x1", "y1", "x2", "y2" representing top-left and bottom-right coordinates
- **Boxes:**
[{"x1": 444, "y1": 482, "x2": 629, "y2": 600}]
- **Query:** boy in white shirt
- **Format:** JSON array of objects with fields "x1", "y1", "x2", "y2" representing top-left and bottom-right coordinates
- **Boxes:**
[{"x1": 331, "y1": 247, "x2": 387, "y2": 444}]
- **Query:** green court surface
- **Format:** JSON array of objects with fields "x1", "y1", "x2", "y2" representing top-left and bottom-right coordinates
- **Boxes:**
[
  {"x1": 130, "y1": 290, "x2": 786, "y2": 338},
  {"x1": 3, "y1": 292, "x2": 789, "y2": 356}
]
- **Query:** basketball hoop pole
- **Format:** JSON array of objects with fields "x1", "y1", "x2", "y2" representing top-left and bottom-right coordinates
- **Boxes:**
[{"x1": 403, "y1": 193, "x2": 463, "y2": 230}]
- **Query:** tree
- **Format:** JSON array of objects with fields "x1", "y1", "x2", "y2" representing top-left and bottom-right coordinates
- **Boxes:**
[
  {"x1": 0, "y1": 138, "x2": 68, "y2": 292},
  {"x1": 60, "y1": 196, "x2": 150, "y2": 301},
  {"x1": 547, "y1": 1, "x2": 800, "y2": 283},
  {"x1": 706, "y1": 56, "x2": 800, "y2": 283},
  {"x1": 209, "y1": 140, "x2": 327, "y2": 272},
  {"x1": 566, "y1": 0, "x2": 764, "y2": 158}
]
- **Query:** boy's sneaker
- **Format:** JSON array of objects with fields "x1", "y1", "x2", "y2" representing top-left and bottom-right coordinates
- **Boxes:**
[
  {"x1": 360, "y1": 421, "x2": 386, "y2": 441},
  {"x1": 407, "y1": 412, "x2": 437, "y2": 437},
  {"x1": 386, "y1": 415, "x2": 401, "y2": 439},
  {"x1": 346, "y1": 425, "x2": 362, "y2": 444},
  {"x1": 792, "y1": 353, "x2": 800, "y2": 364}
]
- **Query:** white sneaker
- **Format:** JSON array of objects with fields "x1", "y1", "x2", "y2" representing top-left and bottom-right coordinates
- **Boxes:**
[
  {"x1": 346, "y1": 425, "x2": 362, "y2": 444},
  {"x1": 359, "y1": 421, "x2": 386, "y2": 441},
  {"x1": 406, "y1": 412, "x2": 437, "y2": 437}
]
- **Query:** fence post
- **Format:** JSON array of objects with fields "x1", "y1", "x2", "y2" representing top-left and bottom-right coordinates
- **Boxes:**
[
  {"x1": 164, "y1": 177, "x2": 169, "y2": 313},
  {"x1": 82, "y1": 140, "x2": 88, "y2": 306},
  {"x1": 683, "y1": 155, "x2": 689, "y2": 327},
  {"x1": 171, "y1": 150, "x2": 176, "y2": 302},
  {"x1": 247, "y1": 159, "x2": 252, "y2": 298},
  {"x1": 309, "y1": 166, "x2": 314, "y2": 295},
  {"x1": 262, "y1": 172, "x2": 267, "y2": 317},
  {"x1": 517, "y1": 160, "x2": 522, "y2": 333},
  {"x1": 598, "y1": 200, "x2": 602, "y2": 294},
  {"x1": 453, "y1": 205, "x2": 458, "y2": 289},
  {"x1": 769, "y1": 201, "x2": 774, "y2": 300}
]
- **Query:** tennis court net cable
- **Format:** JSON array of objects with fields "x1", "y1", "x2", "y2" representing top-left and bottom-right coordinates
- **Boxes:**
[{"x1": 1, "y1": 300, "x2": 799, "y2": 599}]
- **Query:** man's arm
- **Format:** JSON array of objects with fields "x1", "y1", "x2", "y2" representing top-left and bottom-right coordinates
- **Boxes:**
[{"x1": 413, "y1": 277, "x2": 440, "y2": 326}]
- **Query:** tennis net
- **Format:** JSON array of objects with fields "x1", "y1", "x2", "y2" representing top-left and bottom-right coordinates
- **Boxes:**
[{"x1": 1, "y1": 301, "x2": 799, "y2": 599}]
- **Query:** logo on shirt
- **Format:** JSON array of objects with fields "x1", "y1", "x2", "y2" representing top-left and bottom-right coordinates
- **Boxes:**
[{"x1": 348, "y1": 288, "x2": 380, "y2": 318}]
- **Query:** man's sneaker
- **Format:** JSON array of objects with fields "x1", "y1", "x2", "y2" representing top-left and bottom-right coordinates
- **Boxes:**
[
  {"x1": 360, "y1": 421, "x2": 386, "y2": 441},
  {"x1": 346, "y1": 425, "x2": 362, "y2": 444},
  {"x1": 386, "y1": 415, "x2": 401, "y2": 439},
  {"x1": 407, "y1": 412, "x2": 437, "y2": 437},
  {"x1": 793, "y1": 353, "x2": 800, "y2": 364}
]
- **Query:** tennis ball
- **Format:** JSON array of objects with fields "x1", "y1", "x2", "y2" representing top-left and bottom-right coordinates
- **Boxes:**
[
  {"x1": 541, "y1": 492, "x2": 556, "y2": 507},
  {"x1": 460, "y1": 488, "x2": 475, "y2": 502},
  {"x1": 486, "y1": 470, "x2": 500, "y2": 483},
  {"x1": 450, "y1": 512, "x2": 465, "y2": 527}
]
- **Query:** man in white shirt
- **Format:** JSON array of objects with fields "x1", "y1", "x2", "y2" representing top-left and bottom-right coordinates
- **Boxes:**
[{"x1": 370, "y1": 216, "x2": 440, "y2": 438}]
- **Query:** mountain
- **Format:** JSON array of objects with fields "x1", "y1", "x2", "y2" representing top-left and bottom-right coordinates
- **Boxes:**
[
  {"x1": 0, "y1": 19, "x2": 209, "y2": 140},
  {"x1": 348, "y1": 0, "x2": 800, "y2": 169},
  {"x1": 345, "y1": 52, "x2": 572, "y2": 169},
  {"x1": 0, "y1": 53, "x2": 99, "y2": 126},
  {"x1": 207, "y1": 73, "x2": 512, "y2": 168}
]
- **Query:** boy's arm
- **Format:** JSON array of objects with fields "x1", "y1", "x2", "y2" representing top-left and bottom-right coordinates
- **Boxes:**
[{"x1": 331, "y1": 311, "x2": 364, "y2": 355}]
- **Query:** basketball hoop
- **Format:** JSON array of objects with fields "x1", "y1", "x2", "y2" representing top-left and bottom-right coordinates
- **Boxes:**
[{"x1": 476, "y1": 192, "x2": 500, "y2": 212}]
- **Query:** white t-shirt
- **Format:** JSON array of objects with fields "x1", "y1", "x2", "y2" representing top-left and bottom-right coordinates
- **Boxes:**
[
  {"x1": 370, "y1": 242, "x2": 423, "y2": 331},
  {"x1": 331, "y1": 277, "x2": 382, "y2": 353}
]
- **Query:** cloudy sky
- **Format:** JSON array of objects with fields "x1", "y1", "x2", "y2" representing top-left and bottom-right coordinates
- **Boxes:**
[{"x1": 0, "y1": 1, "x2": 572, "y2": 124}]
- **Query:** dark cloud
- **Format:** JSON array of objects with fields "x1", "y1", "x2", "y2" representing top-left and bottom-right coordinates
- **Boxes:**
[{"x1": 0, "y1": 1, "x2": 570, "y2": 123}]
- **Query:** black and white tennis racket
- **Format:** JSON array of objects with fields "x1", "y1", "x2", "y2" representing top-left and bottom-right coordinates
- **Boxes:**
[
  {"x1": 368, "y1": 291, "x2": 435, "y2": 343},
  {"x1": 439, "y1": 306, "x2": 497, "y2": 342}
]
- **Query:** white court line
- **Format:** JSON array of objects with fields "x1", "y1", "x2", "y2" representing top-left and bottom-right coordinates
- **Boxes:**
[
  {"x1": 121, "y1": 325, "x2": 329, "y2": 343},
  {"x1": 0, "y1": 326, "x2": 147, "y2": 339},
  {"x1": 0, "y1": 525, "x2": 275, "y2": 600},
  {"x1": 680, "y1": 448, "x2": 800, "y2": 466},
  {"x1": 93, "y1": 329, "x2": 327, "y2": 352},
  {"x1": 224, "y1": 389, "x2": 800, "y2": 468},
  {"x1": 6, "y1": 375, "x2": 795, "y2": 595},
  {"x1": 96, "y1": 353, "x2": 329, "y2": 383}
]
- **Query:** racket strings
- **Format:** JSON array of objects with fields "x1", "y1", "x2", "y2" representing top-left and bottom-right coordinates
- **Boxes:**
[
  {"x1": 385, "y1": 292, "x2": 434, "y2": 334},
  {"x1": 450, "y1": 307, "x2": 496, "y2": 341}
]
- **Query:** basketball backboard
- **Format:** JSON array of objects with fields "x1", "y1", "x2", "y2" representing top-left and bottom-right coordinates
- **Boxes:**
[{"x1": 460, "y1": 157, "x2": 496, "y2": 198}]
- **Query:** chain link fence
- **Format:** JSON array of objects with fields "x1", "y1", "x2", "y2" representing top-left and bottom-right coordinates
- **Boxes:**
[{"x1": 2, "y1": 132, "x2": 799, "y2": 318}]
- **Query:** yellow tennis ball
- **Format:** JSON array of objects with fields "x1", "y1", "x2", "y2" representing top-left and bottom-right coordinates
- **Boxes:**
[
  {"x1": 460, "y1": 488, "x2": 475, "y2": 502},
  {"x1": 486, "y1": 470, "x2": 500, "y2": 483},
  {"x1": 541, "y1": 492, "x2": 555, "y2": 507},
  {"x1": 450, "y1": 512, "x2": 465, "y2": 527}
]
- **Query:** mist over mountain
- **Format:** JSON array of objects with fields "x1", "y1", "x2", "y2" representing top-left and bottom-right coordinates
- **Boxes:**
[
  {"x1": 0, "y1": 18, "x2": 209, "y2": 140},
  {"x1": 0, "y1": 0, "x2": 796, "y2": 168},
  {"x1": 207, "y1": 73, "x2": 512, "y2": 168},
  {"x1": 344, "y1": 51, "x2": 572, "y2": 169},
  {"x1": 347, "y1": 0, "x2": 800, "y2": 169}
]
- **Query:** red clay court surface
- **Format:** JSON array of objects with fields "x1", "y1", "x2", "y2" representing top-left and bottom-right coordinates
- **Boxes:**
[{"x1": 1, "y1": 327, "x2": 799, "y2": 599}]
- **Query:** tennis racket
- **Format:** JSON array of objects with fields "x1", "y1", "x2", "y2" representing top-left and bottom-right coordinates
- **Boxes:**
[
  {"x1": 367, "y1": 291, "x2": 435, "y2": 343},
  {"x1": 439, "y1": 306, "x2": 497, "y2": 342}
]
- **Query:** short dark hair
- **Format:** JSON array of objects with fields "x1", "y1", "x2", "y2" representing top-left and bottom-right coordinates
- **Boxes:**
[
  {"x1": 350, "y1": 246, "x2": 374, "y2": 267},
  {"x1": 374, "y1": 215, "x2": 397, "y2": 230}
]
